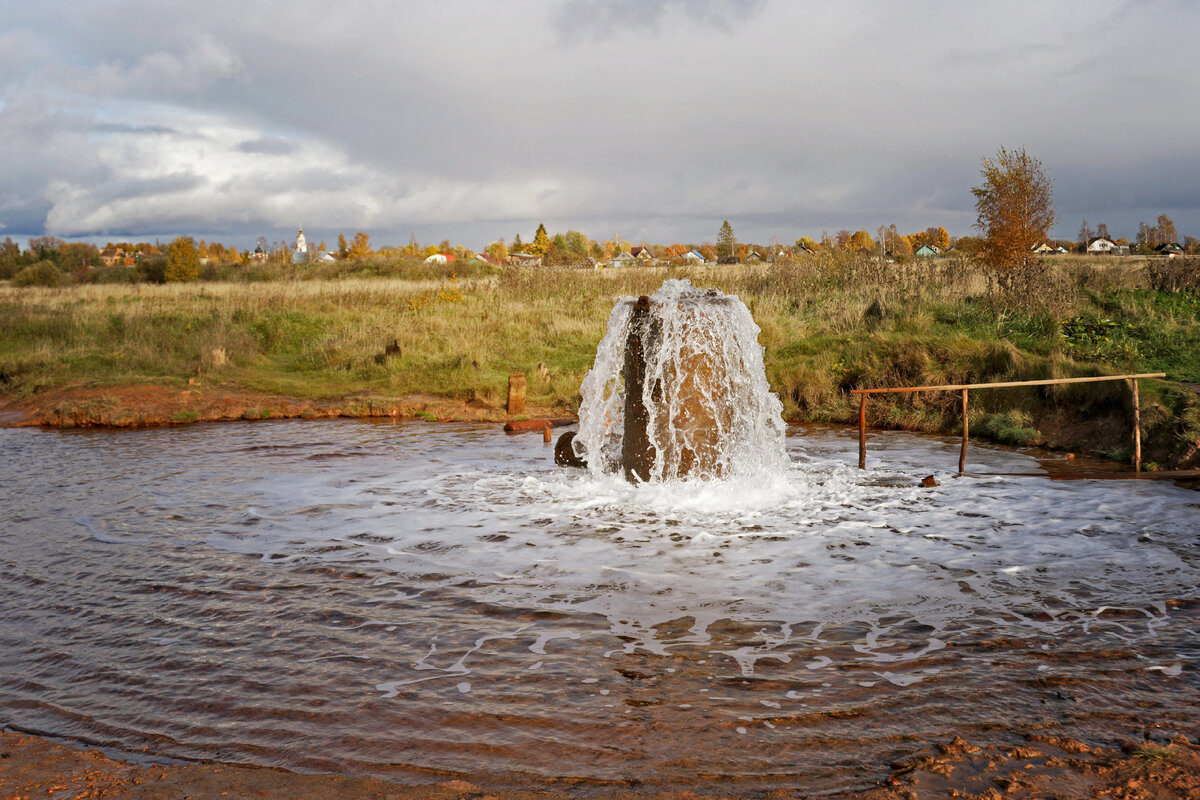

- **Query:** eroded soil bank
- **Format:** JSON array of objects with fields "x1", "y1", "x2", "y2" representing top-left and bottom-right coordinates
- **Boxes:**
[
  {"x1": 4, "y1": 730, "x2": 1200, "y2": 800},
  {"x1": 0, "y1": 383, "x2": 569, "y2": 429}
]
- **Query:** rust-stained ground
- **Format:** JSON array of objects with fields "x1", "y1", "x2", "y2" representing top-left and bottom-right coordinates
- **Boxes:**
[
  {"x1": 4, "y1": 730, "x2": 1200, "y2": 800},
  {"x1": 0, "y1": 383, "x2": 570, "y2": 429}
]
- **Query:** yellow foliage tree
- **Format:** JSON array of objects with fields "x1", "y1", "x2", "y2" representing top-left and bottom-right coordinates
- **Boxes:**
[
  {"x1": 485, "y1": 239, "x2": 509, "y2": 263},
  {"x1": 528, "y1": 223, "x2": 551, "y2": 256},
  {"x1": 165, "y1": 236, "x2": 201, "y2": 282},
  {"x1": 972, "y1": 146, "x2": 1055, "y2": 271},
  {"x1": 849, "y1": 230, "x2": 875, "y2": 251},
  {"x1": 347, "y1": 232, "x2": 373, "y2": 259}
]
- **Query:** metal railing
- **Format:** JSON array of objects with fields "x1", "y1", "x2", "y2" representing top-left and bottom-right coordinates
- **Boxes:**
[{"x1": 850, "y1": 373, "x2": 1166, "y2": 473}]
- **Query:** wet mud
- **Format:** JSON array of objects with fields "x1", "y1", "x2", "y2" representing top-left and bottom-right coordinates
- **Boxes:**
[{"x1": 5, "y1": 729, "x2": 1200, "y2": 799}]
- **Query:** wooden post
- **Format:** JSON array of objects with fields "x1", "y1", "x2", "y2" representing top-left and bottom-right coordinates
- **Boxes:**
[
  {"x1": 507, "y1": 373, "x2": 526, "y2": 415},
  {"x1": 1132, "y1": 378, "x2": 1142, "y2": 473},
  {"x1": 543, "y1": 424, "x2": 552, "y2": 443},
  {"x1": 959, "y1": 388, "x2": 969, "y2": 474}
]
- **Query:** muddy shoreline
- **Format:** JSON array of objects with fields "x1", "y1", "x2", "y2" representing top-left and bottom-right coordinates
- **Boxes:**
[
  {"x1": 0, "y1": 383, "x2": 573, "y2": 429},
  {"x1": 5, "y1": 382, "x2": 1199, "y2": 485},
  {"x1": 4, "y1": 728, "x2": 1200, "y2": 799}
]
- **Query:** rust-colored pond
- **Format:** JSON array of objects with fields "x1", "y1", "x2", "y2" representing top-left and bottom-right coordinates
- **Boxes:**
[{"x1": 2, "y1": 420, "x2": 1197, "y2": 795}]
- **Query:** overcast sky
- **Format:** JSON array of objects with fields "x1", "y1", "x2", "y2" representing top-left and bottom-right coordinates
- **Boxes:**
[{"x1": 2, "y1": 0, "x2": 1198, "y2": 250}]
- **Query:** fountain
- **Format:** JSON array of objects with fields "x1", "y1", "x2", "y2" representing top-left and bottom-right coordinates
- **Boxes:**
[{"x1": 560, "y1": 278, "x2": 789, "y2": 482}]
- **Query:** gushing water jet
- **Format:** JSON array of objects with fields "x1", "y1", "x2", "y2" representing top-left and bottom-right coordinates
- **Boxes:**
[{"x1": 560, "y1": 279, "x2": 789, "y2": 482}]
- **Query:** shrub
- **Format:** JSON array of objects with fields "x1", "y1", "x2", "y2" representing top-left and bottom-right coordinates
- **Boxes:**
[
  {"x1": 134, "y1": 255, "x2": 167, "y2": 283},
  {"x1": 1147, "y1": 257, "x2": 1200, "y2": 292},
  {"x1": 13, "y1": 260, "x2": 66, "y2": 287}
]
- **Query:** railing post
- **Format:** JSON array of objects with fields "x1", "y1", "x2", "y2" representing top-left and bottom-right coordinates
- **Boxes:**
[
  {"x1": 959, "y1": 388, "x2": 969, "y2": 474},
  {"x1": 858, "y1": 393, "x2": 867, "y2": 469},
  {"x1": 1131, "y1": 378, "x2": 1142, "y2": 473}
]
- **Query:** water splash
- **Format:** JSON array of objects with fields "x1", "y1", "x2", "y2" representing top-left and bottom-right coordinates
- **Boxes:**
[{"x1": 574, "y1": 278, "x2": 789, "y2": 482}]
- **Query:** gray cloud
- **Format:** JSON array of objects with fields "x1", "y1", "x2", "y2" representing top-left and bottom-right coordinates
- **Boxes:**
[
  {"x1": 91, "y1": 122, "x2": 177, "y2": 135},
  {"x1": 0, "y1": 0, "x2": 1197, "y2": 247},
  {"x1": 551, "y1": 0, "x2": 768, "y2": 36},
  {"x1": 236, "y1": 137, "x2": 297, "y2": 155}
]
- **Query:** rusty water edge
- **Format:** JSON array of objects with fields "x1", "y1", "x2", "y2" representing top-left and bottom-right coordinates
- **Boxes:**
[{"x1": 852, "y1": 372, "x2": 1168, "y2": 475}]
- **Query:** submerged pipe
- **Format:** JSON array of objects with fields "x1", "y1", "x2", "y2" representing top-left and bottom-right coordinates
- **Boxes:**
[{"x1": 621, "y1": 296, "x2": 656, "y2": 482}]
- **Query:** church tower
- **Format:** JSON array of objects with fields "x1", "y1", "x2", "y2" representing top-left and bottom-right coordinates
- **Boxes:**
[{"x1": 295, "y1": 225, "x2": 307, "y2": 254}]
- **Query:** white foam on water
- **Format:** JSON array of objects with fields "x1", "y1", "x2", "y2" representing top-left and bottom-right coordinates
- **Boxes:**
[
  {"x1": 217, "y1": 422, "x2": 1200, "y2": 680},
  {"x1": 574, "y1": 278, "x2": 789, "y2": 482}
]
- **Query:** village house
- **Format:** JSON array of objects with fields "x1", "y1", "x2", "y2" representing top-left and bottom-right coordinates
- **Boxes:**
[
  {"x1": 100, "y1": 248, "x2": 136, "y2": 267},
  {"x1": 507, "y1": 252, "x2": 543, "y2": 267},
  {"x1": 610, "y1": 250, "x2": 635, "y2": 268},
  {"x1": 914, "y1": 244, "x2": 940, "y2": 258},
  {"x1": 1087, "y1": 236, "x2": 1119, "y2": 255},
  {"x1": 631, "y1": 246, "x2": 655, "y2": 262}
]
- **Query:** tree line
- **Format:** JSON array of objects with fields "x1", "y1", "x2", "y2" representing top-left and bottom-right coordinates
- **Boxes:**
[{"x1": 3, "y1": 145, "x2": 1195, "y2": 286}]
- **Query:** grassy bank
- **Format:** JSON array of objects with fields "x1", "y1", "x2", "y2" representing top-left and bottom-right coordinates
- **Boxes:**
[{"x1": 1, "y1": 254, "x2": 1198, "y2": 467}]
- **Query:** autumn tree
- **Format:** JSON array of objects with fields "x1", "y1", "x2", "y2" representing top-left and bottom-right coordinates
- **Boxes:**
[
  {"x1": 165, "y1": 236, "x2": 201, "y2": 282},
  {"x1": 347, "y1": 231, "x2": 373, "y2": 259},
  {"x1": 563, "y1": 230, "x2": 592, "y2": 256},
  {"x1": 877, "y1": 225, "x2": 910, "y2": 256},
  {"x1": 0, "y1": 237, "x2": 20, "y2": 280},
  {"x1": 59, "y1": 242, "x2": 99, "y2": 272},
  {"x1": 337, "y1": 233, "x2": 348, "y2": 258},
  {"x1": 971, "y1": 146, "x2": 1055, "y2": 271},
  {"x1": 909, "y1": 226, "x2": 950, "y2": 251},
  {"x1": 1137, "y1": 214, "x2": 1179, "y2": 249},
  {"x1": 849, "y1": 230, "x2": 875, "y2": 251},
  {"x1": 525, "y1": 223, "x2": 551, "y2": 257},
  {"x1": 1158, "y1": 214, "x2": 1178, "y2": 245},
  {"x1": 716, "y1": 220, "x2": 736, "y2": 263},
  {"x1": 485, "y1": 239, "x2": 509, "y2": 263}
]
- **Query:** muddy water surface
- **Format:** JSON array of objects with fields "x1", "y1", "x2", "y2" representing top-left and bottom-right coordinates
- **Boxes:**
[{"x1": 2, "y1": 420, "x2": 1198, "y2": 795}]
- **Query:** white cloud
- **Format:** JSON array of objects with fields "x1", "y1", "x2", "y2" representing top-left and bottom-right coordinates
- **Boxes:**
[{"x1": 39, "y1": 104, "x2": 565, "y2": 237}]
